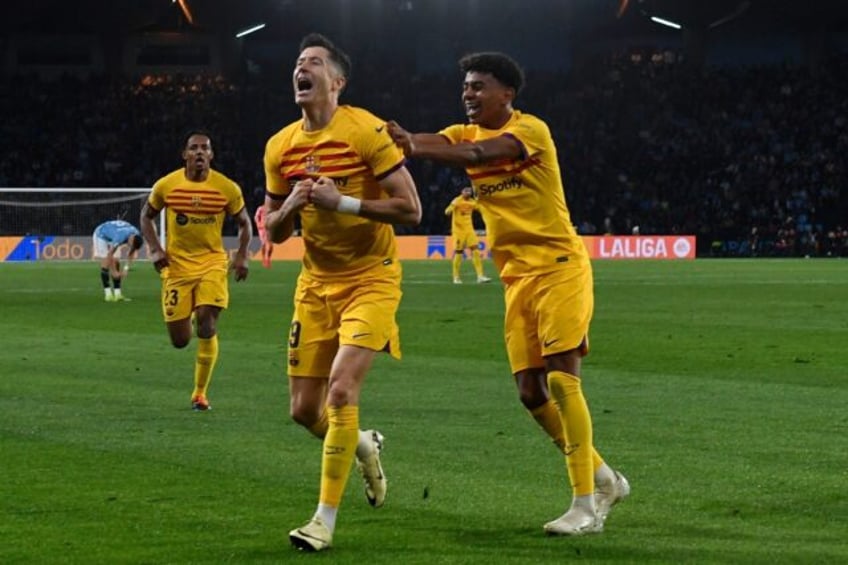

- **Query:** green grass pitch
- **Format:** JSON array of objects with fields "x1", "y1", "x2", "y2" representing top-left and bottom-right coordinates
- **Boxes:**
[{"x1": 1, "y1": 259, "x2": 846, "y2": 564}]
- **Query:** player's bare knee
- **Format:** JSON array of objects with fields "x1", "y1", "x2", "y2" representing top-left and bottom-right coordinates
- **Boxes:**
[
  {"x1": 171, "y1": 336, "x2": 190, "y2": 349},
  {"x1": 289, "y1": 409, "x2": 309, "y2": 427},
  {"x1": 196, "y1": 327, "x2": 216, "y2": 340},
  {"x1": 290, "y1": 405, "x2": 320, "y2": 429},
  {"x1": 325, "y1": 383, "x2": 355, "y2": 408},
  {"x1": 518, "y1": 389, "x2": 547, "y2": 410},
  {"x1": 515, "y1": 370, "x2": 548, "y2": 409}
]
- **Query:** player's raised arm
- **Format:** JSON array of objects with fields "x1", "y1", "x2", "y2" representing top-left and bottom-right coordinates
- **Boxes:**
[
  {"x1": 386, "y1": 121, "x2": 448, "y2": 157},
  {"x1": 387, "y1": 120, "x2": 522, "y2": 167}
]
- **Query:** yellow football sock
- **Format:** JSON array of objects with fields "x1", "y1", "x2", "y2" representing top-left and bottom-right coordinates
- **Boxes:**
[
  {"x1": 530, "y1": 400, "x2": 605, "y2": 469},
  {"x1": 547, "y1": 371, "x2": 594, "y2": 496},
  {"x1": 307, "y1": 408, "x2": 329, "y2": 439},
  {"x1": 319, "y1": 405, "x2": 359, "y2": 507},
  {"x1": 192, "y1": 335, "x2": 218, "y2": 397},
  {"x1": 593, "y1": 448, "x2": 604, "y2": 471},
  {"x1": 530, "y1": 400, "x2": 566, "y2": 453},
  {"x1": 471, "y1": 248, "x2": 484, "y2": 277},
  {"x1": 452, "y1": 253, "x2": 462, "y2": 279}
]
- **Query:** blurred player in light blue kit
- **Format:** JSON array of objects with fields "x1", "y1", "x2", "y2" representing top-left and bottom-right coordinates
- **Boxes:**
[{"x1": 92, "y1": 219, "x2": 143, "y2": 302}]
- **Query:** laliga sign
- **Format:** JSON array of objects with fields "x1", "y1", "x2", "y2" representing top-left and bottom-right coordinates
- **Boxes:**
[{"x1": 588, "y1": 236, "x2": 696, "y2": 260}]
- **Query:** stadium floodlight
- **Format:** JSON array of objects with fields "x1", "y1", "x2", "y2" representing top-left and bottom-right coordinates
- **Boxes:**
[
  {"x1": 650, "y1": 16, "x2": 682, "y2": 30},
  {"x1": 235, "y1": 23, "x2": 266, "y2": 38},
  {"x1": 177, "y1": 0, "x2": 194, "y2": 24}
]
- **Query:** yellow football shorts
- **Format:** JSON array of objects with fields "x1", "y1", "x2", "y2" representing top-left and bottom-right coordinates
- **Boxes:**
[
  {"x1": 287, "y1": 262, "x2": 402, "y2": 377},
  {"x1": 452, "y1": 229, "x2": 480, "y2": 251},
  {"x1": 502, "y1": 263, "x2": 594, "y2": 374},
  {"x1": 160, "y1": 268, "x2": 229, "y2": 322}
]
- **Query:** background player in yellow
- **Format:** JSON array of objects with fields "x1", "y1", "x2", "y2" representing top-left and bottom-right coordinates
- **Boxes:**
[
  {"x1": 262, "y1": 33, "x2": 421, "y2": 553},
  {"x1": 388, "y1": 52, "x2": 629, "y2": 536},
  {"x1": 139, "y1": 131, "x2": 251, "y2": 411},
  {"x1": 445, "y1": 186, "x2": 492, "y2": 284}
]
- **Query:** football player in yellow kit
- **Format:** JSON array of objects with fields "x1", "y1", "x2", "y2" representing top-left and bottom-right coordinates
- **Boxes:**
[
  {"x1": 263, "y1": 33, "x2": 421, "y2": 552},
  {"x1": 388, "y1": 51, "x2": 629, "y2": 537},
  {"x1": 140, "y1": 131, "x2": 251, "y2": 412},
  {"x1": 445, "y1": 186, "x2": 492, "y2": 284}
]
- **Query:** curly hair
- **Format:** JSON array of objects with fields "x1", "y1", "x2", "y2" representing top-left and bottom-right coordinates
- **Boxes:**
[{"x1": 458, "y1": 52, "x2": 525, "y2": 95}]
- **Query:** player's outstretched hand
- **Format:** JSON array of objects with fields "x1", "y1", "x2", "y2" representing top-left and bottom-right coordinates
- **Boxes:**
[{"x1": 386, "y1": 121, "x2": 416, "y2": 156}]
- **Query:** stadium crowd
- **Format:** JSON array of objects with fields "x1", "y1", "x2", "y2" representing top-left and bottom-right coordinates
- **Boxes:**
[{"x1": 1, "y1": 50, "x2": 846, "y2": 257}]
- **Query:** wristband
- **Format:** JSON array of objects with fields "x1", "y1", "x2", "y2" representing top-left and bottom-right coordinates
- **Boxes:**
[{"x1": 336, "y1": 195, "x2": 362, "y2": 215}]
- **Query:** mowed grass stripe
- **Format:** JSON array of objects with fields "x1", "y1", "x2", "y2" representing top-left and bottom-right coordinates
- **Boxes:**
[{"x1": 1, "y1": 259, "x2": 846, "y2": 563}]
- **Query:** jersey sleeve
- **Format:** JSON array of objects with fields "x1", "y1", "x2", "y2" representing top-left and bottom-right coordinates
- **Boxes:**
[
  {"x1": 437, "y1": 124, "x2": 466, "y2": 144},
  {"x1": 504, "y1": 116, "x2": 550, "y2": 161},
  {"x1": 226, "y1": 180, "x2": 246, "y2": 216},
  {"x1": 149, "y1": 177, "x2": 167, "y2": 211},
  {"x1": 264, "y1": 134, "x2": 291, "y2": 197},
  {"x1": 356, "y1": 113, "x2": 404, "y2": 181}
]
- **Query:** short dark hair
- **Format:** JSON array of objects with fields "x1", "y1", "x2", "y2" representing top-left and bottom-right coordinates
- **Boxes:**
[
  {"x1": 299, "y1": 32, "x2": 352, "y2": 81},
  {"x1": 182, "y1": 129, "x2": 213, "y2": 150},
  {"x1": 459, "y1": 52, "x2": 525, "y2": 96},
  {"x1": 129, "y1": 234, "x2": 143, "y2": 251}
]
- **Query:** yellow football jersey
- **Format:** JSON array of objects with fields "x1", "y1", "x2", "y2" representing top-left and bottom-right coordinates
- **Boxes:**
[
  {"x1": 446, "y1": 196, "x2": 478, "y2": 234},
  {"x1": 439, "y1": 111, "x2": 588, "y2": 278},
  {"x1": 149, "y1": 168, "x2": 245, "y2": 277},
  {"x1": 264, "y1": 105, "x2": 405, "y2": 278}
]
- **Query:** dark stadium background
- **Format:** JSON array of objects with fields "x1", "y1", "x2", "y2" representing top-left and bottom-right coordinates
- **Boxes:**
[{"x1": 1, "y1": 0, "x2": 847, "y2": 257}]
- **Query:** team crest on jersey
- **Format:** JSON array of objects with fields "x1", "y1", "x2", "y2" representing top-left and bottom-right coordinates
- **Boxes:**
[
  {"x1": 191, "y1": 195, "x2": 203, "y2": 208},
  {"x1": 305, "y1": 155, "x2": 321, "y2": 174}
]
